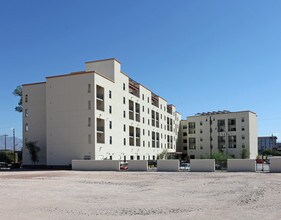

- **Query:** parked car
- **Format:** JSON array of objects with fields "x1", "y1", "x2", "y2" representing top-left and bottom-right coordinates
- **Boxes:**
[
  {"x1": 120, "y1": 162, "x2": 128, "y2": 170},
  {"x1": 180, "y1": 162, "x2": 190, "y2": 171},
  {"x1": 256, "y1": 158, "x2": 264, "y2": 164},
  {"x1": 148, "y1": 160, "x2": 157, "y2": 167},
  {"x1": 0, "y1": 162, "x2": 9, "y2": 168}
]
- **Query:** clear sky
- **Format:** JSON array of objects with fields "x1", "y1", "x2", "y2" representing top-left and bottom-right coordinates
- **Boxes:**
[{"x1": 1, "y1": 0, "x2": 281, "y2": 140}]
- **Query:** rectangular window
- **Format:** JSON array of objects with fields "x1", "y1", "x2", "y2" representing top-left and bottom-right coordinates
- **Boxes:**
[
  {"x1": 88, "y1": 84, "x2": 91, "y2": 93},
  {"x1": 123, "y1": 111, "x2": 126, "y2": 118},
  {"x1": 241, "y1": 117, "x2": 245, "y2": 122},
  {"x1": 147, "y1": 97, "x2": 149, "y2": 103},
  {"x1": 109, "y1": 136, "x2": 112, "y2": 144},
  {"x1": 143, "y1": 129, "x2": 145, "y2": 135},
  {"x1": 109, "y1": 121, "x2": 112, "y2": 129},
  {"x1": 88, "y1": 134, "x2": 91, "y2": 144},
  {"x1": 142, "y1": 106, "x2": 144, "y2": 112},
  {"x1": 142, "y1": 94, "x2": 144, "y2": 100},
  {"x1": 123, "y1": 97, "x2": 126, "y2": 104},
  {"x1": 143, "y1": 141, "x2": 145, "y2": 147},
  {"x1": 25, "y1": 109, "x2": 28, "y2": 117},
  {"x1": 109, "y1": 106, "x2": 112, "y2": 114},
  {"x1": 124, "y1": 138, "x2": 126, "y2": 145},
  {"x1": 123, "y1": 83, "x2": 125, "y2": 91},
  {"x1": 25, "y1": 123, "x2": 29, "y2": 132},
  {"x1": 109, "y1": 90, "x2": 112, "y2": 98},
  {"x1": 88, "y1": 100, "x2": 91, "y2": 110},
  {"x1": 88, "y1": 117, "x2": 91, "y2": 127},
  {"x1": 25, "y1": 94, "x2": 28, "y2": 103},
  {"x1": 124, "y1": 124, "x2": 126, "y2": 132}
]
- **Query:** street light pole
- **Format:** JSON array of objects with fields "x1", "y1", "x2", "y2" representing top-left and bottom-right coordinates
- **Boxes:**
[{"x1": 13, "y1": 128, "x2": 16, "y2": 163}]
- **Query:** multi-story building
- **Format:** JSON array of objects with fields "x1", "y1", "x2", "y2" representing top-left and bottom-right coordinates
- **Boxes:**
[
  {"x1": 178, "y1": 111, "x2": 258, "y2": 159},
  {"x1": 22, "y1": 58, "x2": 181, "y2": 167},
  {"x1": 258, "y1": 136, "x2": 277, "y2": 152}
]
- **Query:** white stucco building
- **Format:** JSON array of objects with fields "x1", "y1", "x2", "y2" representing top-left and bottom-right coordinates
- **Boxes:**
[
  {"x1": 22, "y1": 58, "x2": 181, "y2": 167},
  {"x1": 178, "y1": 111, "x2": 258, "y2": 159}
]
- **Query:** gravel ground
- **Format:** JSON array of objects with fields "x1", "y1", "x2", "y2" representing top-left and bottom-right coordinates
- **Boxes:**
[{"x1": 0, "y1": 170, "x2": 280, "y2": 220}]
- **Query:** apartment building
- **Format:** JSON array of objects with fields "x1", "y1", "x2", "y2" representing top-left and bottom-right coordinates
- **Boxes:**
[
  {"x1": 258, "y1": 136, "x2": 277, "y2": 152},
  {"x1": 22, "y1": 58, "x2": 181, "y2": 166},
  {"x1": 178, "y1": 111, "x2": 258, "y2": 159}
]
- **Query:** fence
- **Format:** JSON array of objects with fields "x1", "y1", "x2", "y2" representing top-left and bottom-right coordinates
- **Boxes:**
[
  {"x1": 190, "y1": 159, "x2": 215, "y2": 172},
  {"x1": 72, "y1": 160, "x2": 120, "y2": 171}
]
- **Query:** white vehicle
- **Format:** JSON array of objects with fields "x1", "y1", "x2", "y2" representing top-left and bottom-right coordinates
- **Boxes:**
[{"x1": 180, "y1": 162, "x2": 190, "y2": 171}]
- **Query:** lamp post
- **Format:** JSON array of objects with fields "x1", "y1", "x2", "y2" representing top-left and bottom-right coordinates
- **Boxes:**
[
  {"x1": 13, "y1": 128, "x2": 16, "y2": 163},
  {"x1": 4, "y1": 134, "x2": 8, "y2": 153}
]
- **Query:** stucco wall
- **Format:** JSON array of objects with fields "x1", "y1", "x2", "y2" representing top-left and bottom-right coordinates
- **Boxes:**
[
  {"x1": 157, "y1": 160, "x2": 179, "y2": 172},
  {"x1": 270, "y1": 157, "x2": 281, "y2": 173},
  {"x1": 72, "y1": 160, "x2": 120, "y2": 171},
  {"x1": 128, "y1": 160, "x2": 148, "y2": 171},
  {"x1": 227, "y1": 159, "x2": 256, "y2": 172},
  {"x1": 190, "y1": 159, "x2": 215, "y2": 172}
]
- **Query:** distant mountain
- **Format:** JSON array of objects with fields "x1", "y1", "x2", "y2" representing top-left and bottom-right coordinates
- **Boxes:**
[{"x1": 0, "y1": 135, "x2": 22, "y2": 151}]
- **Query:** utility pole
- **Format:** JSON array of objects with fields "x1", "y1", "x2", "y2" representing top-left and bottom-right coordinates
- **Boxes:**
[
  {"x1": 13, "y1": 128, "x2": 16, "y2": 163},
  {"x1": 4, "y1": 134, "x2": 8, "y2": 153}
]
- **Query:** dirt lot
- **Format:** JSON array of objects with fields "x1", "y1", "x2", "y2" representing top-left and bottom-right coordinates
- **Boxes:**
[{"x1": 0, "y1": 170, "x2": 280, "y2": 220}]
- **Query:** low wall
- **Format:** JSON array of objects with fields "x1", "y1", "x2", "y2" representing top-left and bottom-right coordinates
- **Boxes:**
[
  {"x1": 270, "y1": 157, "x2": 281, "y2": 173},
  {"x1": 227, "y1": 159, "x2": 256, "y2": 172},
  {"x1": 157, "y1": 160, "x2": 179, "y2": 172},
  {"x1": 128, "y1": 160, "x2": 148, "y2": 171},
  {"x1": 72, "y1": 160, "x2": 120, "y2": 171},
  {"x1": 190, "y1": 159, "x2": 215, "y2": 172}
]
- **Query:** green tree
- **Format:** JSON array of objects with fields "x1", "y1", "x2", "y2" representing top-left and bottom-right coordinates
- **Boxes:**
[
  {"x1": 204, "y1": 152, "x2": 233, "y2": 169},
  {"x1": 0, "y1": 151, "x2": 12, "y2": 163},
  {"x1": 241, "y1": 149, "x2": 250, "y2": 159},
  {"x1": 26, "y1": 141, "x2": 40, "y2": 165},
  {"x1": 13, "y1": 86, "x2": 23, "y2": 112}
]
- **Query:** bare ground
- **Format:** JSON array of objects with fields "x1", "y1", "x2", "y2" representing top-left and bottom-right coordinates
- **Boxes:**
[{"x1": 0, "y1": 170, "x2": 280, "y2": 220}]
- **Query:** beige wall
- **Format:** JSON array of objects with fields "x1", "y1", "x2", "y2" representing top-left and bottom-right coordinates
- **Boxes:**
[
  {"x1": 22, "y1": 83, "x2": 46, "y2": 165},
  {"x1": 227, "y1": 159, "x2": 256, "y2": 172},
  {"x1": 269, "y1": 157, "x2": 281, "y2": 173},
  {"x1": 190, "y1": 159, "x2": 215, "y2": 172},
  {"x1": 157, "y1": 160, "x2": 179, "y2": 171},
  {"x1": 72, "y1": 160, "x2": 120, "y2": 171},
  {"x1": 128, "y1": 160, "x2": 148, "y2": 171}
]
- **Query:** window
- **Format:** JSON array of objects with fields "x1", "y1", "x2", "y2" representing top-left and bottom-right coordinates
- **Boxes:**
[
  {"x1": 88, "y1": 134, "x2": 91, "y2": 144},
  {"x1": 148, "y1": 119, "x2": 150, "y2": 125},
  {"x1": 183, "y1": 147, "x2": 187, "y2": 150},
  {"x1": 143, "y1": 141, "x2": 145, "y2": 147},
  {"x1": 25, "y1": 123, "x2": 29, "y2": 132},
  {"x1": 109, "y1": 90, "x2": 112, "y2": 98},
  {"x1": 148, "y1": 130, "x2": 150, "y2": 136},
  {"x1": 123, "y1": 97, "x2": 126, "y2": 104},
  {"x1": 242, "y1": 135, "x2": 245, "y2": 140},
  {"x1": 200, "y1": 129, "x2": 203, "y2": 134},
  {"x1": 143, "y1": 129, "x2": 145, "y2": 135},
  {"x1": 124, "y1": 138, "x2": 126, "y2": 145},
  {"x1": 25, "y1": 94, "x2": 28, "y2": 103},
  {"x1": 183, "y1": 132, "x2": 187, "y2": 136},
  {"x1": 88, "y1": 100, "x2": 91, "y2": 110},
  {"x1": 25, "y1": 109, "x2": 28, "y2": 117},
  {"x1": 130, "y1": 155, "x2": 134, "y2": 160},
  {"x1": 142, "y1": 106, "x2": 144, "y2": 112},
  {"x1": 123, "y1": 124, "x2": 126, "y2": 132},
  {"x1": 143, "y1": 117, "x2": 145, "y2": 123},
  {"x1": 147, "y1": 97, "x2": 149, "y2": 103},
  {"x1": 148, "y1": 108, "x2": 150, "y2": 114},
  {"x1": 109, "y1": 156, "x2": 112, "y2": 160},
  {"x1": 183, "y1": 139, "x2": 187, "y2": 143},
  {"x1": 123, "y1": 111, "x2": 126, "y2": 118},
  {"x1": 109, "y1": 121, "x2": 112, "y2": 129},
  {"x1": 142, "y1": 94, "x2": 144, "y2": 100},
  {"x1": 241, "y1": 117, "x2": 245, "y2": 122},
  {"x1": 109, "y1": 136, "x2": 112, "y2": 144},
  {"x1": 123, "y1": 83, "x2": 125, "y2": 91},
  {"x1": 200, "y1": 121, "x2": 202, "y2": 126},
  {"x1": 242, "y1": 143, "x2": 245, "y2": 148},
  {"x1": 183, "y1": 125, "x2": 187, "y2": 129},
  {"x1": 109, "y1": 106, "x2": 112, "y2": 114},
  {"x1": 88, "y1": 84, "x2": 91, "y2": 93},
  {"x1": 242, "y1": 127, "x2": 245, "y2": 131},
  {"x1": 88, "y1": 117, "x2": 91, "y2": 127}
]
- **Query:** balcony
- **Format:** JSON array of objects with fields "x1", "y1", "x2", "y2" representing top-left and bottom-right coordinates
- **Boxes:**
[
  {"x1": 129, "y1": 79, "x2": 140, "y2": 97},
  {"x1": 151, "y1": 93, "x2": 159, "y2": 108},
  {"x1": 167, "y1": 105, "x2": 172, "y2": 115}
]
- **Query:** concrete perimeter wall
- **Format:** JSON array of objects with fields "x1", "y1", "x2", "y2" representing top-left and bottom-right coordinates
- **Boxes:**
[
  {"x1": 270, "y1": 157, "x2": 281, "y2": 173},
  {"x1": 72, "y1": 160, "x2": 120, "y2": 171},
  {"x1": 128, "y1": 160, "x2": 148, "y2": 171},
  {"x1": 190, "y1": 159, "x2": 215, "y2": 172},
  {"x1": 157, "y1": 160, "x2": 179, "y2": 172},
  {"x1": 227, "y1": 159, "x2": 256, "y2": 172}
]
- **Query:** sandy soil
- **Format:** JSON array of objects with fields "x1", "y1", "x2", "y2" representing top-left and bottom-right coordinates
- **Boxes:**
[{"x1": 0, "y1": 170, "x2": 280, "y2": 220}]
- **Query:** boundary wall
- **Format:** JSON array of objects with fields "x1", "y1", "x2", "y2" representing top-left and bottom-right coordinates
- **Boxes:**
[
  {"x1": 128, "y1": 160, "x2": 148, "y2": 171},
  {"x1": 227, "y1": 159, "x2": 256, "y2": 172},
  {"x1": 269, "y1": 157, "x2": 281, "y2": 173},
  {"x1": 157, "y1": 160, "x2": 179, "y2": 172},
  {"x1": 72, "y1": 160, "x2": 120, "y2": 171},
  {"x1": 190, "y1": 159, "x2": 215, "y2": 172}
]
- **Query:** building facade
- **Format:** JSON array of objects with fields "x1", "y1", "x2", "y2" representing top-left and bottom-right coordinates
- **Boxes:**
[
  {"x1": 22, "y1": 58, "x2": 181, "y2": 166},
  {"x1": 258, "y1": 136, "x2": 277, "y2": 152},
  {"x1": 178, "y1": 111, "x2": 258, "y2": 159}
]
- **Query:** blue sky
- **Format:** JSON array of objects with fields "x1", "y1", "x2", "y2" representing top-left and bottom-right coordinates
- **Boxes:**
[{"x1": 1, "y1": 0, "x2": 281, "y2": 140}]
